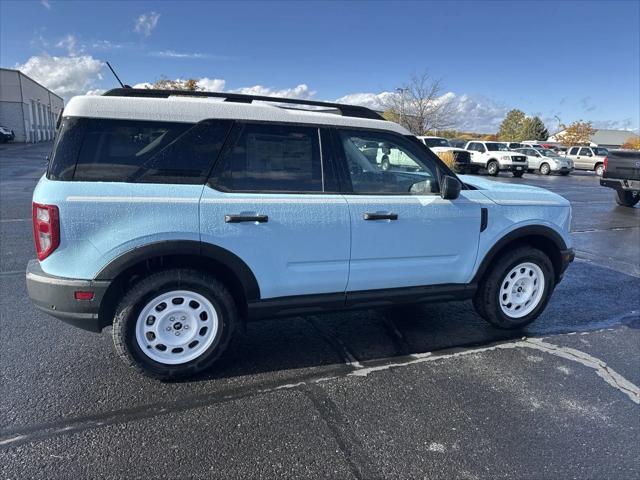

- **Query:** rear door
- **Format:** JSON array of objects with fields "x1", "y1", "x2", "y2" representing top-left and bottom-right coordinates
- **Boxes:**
[
  {"x1": 334, "y1": 129, "x2": 481, "y2": 292},
  {"x1": 201, "y1": 122, "x2": 350, "y2": 300}
]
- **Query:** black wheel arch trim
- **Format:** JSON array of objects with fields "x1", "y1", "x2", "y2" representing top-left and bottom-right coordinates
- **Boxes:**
[
  {"x1": 94, "y1": 240, "x2": 261, "y2": 301},
  {"x1": 472, "y1": 225, "x2": 568, "y2": 283}
]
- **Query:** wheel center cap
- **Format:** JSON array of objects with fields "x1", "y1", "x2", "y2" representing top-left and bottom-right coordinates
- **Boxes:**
[{"x1": 173, "y1": 322, "x2": 183, "y2": 330}]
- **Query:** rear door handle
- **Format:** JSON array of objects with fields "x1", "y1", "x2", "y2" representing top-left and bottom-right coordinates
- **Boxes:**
[
  {"x1": 363, "y1": 212, "x2": 398, "y2": 221},
  {"x1": 225, "y1": 214, "x2": 268, "y2": 223}
]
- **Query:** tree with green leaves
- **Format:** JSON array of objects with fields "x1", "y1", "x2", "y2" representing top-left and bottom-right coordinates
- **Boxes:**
[
  {"x1": 497, "y1": 109, "x2": 526, "y2": 141},
  {"x1": 520, "y1": 116, "x2": 549, "y2": 141}
]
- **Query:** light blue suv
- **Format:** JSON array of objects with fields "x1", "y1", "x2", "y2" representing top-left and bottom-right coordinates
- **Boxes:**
[{"x1": 27, "y1": 89, "x2": 574, "y2": 379}]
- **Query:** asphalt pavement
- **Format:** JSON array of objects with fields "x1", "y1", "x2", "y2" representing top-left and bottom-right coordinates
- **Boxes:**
[{"x1": 1, "y1": 142, "x2": 638, "y2": 479}]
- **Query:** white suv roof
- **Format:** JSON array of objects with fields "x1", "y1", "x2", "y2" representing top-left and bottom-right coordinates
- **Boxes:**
[{"x1": 64, "y1": 89, "x2": 411, "y2": 136}]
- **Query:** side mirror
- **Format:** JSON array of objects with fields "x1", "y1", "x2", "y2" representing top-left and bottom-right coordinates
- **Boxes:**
[{"x1": 440, "y1": 175, "x2": 461, "y2": 200}]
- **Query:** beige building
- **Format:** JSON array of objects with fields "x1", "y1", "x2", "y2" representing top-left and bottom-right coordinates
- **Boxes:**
[{"x1": 0, "y1": 68, "x2": 64, "y2": 143}]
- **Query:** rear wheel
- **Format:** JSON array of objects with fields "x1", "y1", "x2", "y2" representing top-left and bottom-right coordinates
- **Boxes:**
[
  {"x1": 487, "y1": 160, "x2": 499, "y2": 176},
  {"x1": 112, "y1": 269, "x2": 237, "y2": 380},
  {"x1": 539, "y1": 163, "x2": 551, "y2": 175},
  {"x1": 595, "y1": 163, "x2": 604, "y2": 176},
  {"x1": 473, "y1": 246, "x2": 554, "y2": 329},
  {"x1": 615, "y1": 189, "x2": 640, "y2": 207}
]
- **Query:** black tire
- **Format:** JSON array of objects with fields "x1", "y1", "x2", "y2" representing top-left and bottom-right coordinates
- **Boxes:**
[
  {"x1": 512, "y1": 171, "x2": 524, "y2": 178},
  {"x1": 539, "y1": 163, "x2": 551, "y2": 175},
  {"x1": 487, "y1": 160, "x2": 499, "y2": 176},
  {"x1": 595, "y1": 163, "x2": 604, "y2": 176},
  {"x1": 111, "y1": 269, "x2": 238, "y2": 380},
  {"x1": 615, "y1": 189, "x2": 640, "y2": 207},
  {"x1": 473, "y1": 246, "x2": 554, "y2": 329}
]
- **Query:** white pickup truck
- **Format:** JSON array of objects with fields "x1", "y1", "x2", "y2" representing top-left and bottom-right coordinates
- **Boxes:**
[{"x1": 465, "y1": 141, "x2": 529, "y2": 177}]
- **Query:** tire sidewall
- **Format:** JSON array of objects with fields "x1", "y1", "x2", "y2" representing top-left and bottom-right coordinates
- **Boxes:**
[
  {"x1": 482, "y1": 249, "x2": 555, "y2": 328},
  {"x1": 540, "y1": 163, "x2": 550, "y2": 175},
  {"x1": 487, "y1": 161, "x2": 498, "y2": 175},
  {"x1": 115, "y1": 273, "x2": 234, "y2": 378}
]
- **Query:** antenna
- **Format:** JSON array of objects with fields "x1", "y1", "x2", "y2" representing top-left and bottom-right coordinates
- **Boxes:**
[{"x1": 105, "y1": 61, "x2": 129, "y2": 88}]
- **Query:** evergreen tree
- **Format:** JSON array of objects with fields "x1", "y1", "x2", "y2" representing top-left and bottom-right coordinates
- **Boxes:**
[{"x1": 497, "y1": 109, "x2": 526, "y2": 141}]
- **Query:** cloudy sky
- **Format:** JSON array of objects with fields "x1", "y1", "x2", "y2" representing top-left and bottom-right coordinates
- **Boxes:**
[{"x1": 1, "y1": 0, "x2": 638, "y2": 133}]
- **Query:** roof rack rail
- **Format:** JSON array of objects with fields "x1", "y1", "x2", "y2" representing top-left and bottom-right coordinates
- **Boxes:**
[{"x1": 102, "y1": 88, "x2": 384, "y2": 120}]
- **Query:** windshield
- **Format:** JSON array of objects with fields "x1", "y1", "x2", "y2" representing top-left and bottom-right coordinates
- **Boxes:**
[
  {"x1": 486, "y1": 142, "x2": 510, "y2": 152},
  {"x1": 423, "y1": 138, "x2": 450, "y2": 148},
  {"x1": 593, "y1": 147, "x2": 609, "y2": 156},
  {"x1": 539, "y1": 149, "x2": 561, "y2": 158}
]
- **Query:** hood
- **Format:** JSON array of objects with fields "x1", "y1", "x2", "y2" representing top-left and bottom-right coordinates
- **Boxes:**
[
  {"x1": 431, "y1": 146, "x2": 467, "y2": 153},
  {"x1": 459, "y1": 175, "x2": 570, "y2": 207}
]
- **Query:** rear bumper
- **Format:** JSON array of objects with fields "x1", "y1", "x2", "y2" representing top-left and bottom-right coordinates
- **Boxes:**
[
  {"x1": 26, "y1": 259, "x2": 110, "y2": 332},
  {"x1": 600, "y1": 178, "x2": 640, "y2": 191}
]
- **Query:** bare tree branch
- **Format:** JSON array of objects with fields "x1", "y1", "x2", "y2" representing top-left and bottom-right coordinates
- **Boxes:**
[{"x1": 382, "y1": 72, "x2": 454, "y2": 135}]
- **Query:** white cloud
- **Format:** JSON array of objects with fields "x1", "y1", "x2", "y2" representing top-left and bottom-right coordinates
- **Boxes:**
[
  {"x1": 16, "y1": 54, "x2": 103, "y2": 97},
  {"x1": 337, "y1": 90, "x2": 508, "y2": 132},
  {"x1": 150, "y1": 50, "x2": 211, "y2": 59},
  {"x1": 134, "y1": 12, "x2": 160, "y2": 38},
  {"x1": 229, "y1": 83, "x2": 315, "y2": 99},
  {"x1": 55, "y1": 34, "x2": 79, "y2": 56},
  {"x1": 40, "y1": 0, "x2": 51, "y2": 10},
  {"x1": 197, "y1": 78, "x2": 226, "y2": 91},
  {"x1": 85, "y1": 88, "x2": 106, "y2": 96}
]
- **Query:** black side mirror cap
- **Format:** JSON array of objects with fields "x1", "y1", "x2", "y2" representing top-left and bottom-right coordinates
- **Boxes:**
[{"x1": 441, "y1": 175, "x2": 461, "y2": 200}]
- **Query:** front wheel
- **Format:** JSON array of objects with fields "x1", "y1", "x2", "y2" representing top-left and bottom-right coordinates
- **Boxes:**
[
  {"x1": 473, "y1": 246, "x2": 554, "y2": 329},
  {"x1": 487, "y1": 161, "x2": 499, "y2": 176},
  {"x1": 539, "y1": 163, "x2": 551, "y2": 175},
  {"x1": 111, "y1": 269, "x2": 237, "y2": 380},
  {"x1": 615, "y1": 189, "x2": 640, "y2": 207},
  {"x1": 595, "y1": 163, "x2": 604, "y2": 176}
]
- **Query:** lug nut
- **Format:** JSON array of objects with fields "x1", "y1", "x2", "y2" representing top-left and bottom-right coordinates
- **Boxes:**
[
  {"x1": 175, "y1": 332, "x2": 180, "y2": 336},
  {"x1": 166, "y1": 326, "x2": 171, "y2": 331}
]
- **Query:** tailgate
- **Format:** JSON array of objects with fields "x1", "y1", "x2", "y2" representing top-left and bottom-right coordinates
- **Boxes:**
[{"x1": 603, "y1": 151, "x2": 640, "y2": 181}]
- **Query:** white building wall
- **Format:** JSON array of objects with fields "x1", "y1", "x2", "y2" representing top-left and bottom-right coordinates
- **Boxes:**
[{"x1": 0, "y1": 68, "x2": 64, "y2": 143}]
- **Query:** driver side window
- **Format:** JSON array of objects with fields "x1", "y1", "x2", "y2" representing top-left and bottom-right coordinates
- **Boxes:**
[{"x1": 338, "y1": 130, "x2": 438, "y2": 195}]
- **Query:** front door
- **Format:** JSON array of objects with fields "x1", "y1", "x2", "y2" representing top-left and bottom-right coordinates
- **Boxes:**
[
  {"x1": 334, "y1": 129, "x2": 481, "y2": 292},
  {"x1": 201, "y1": 122, "x2": 350, "y2": 300}
]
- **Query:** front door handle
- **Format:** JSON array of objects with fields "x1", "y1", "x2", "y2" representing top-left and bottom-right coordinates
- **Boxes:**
[
  {"x1": 225, "y1": 214, "x2": 268, "y2": 223},
  {"x1": 363, "y1": 212, "x2": 398, "y2": 221}
]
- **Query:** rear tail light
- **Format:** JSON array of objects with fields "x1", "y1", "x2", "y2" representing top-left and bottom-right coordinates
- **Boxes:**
[
  {"x1": 32, "y1": 203, "x2": 60, "y2": 260},
  {"x1": 603, "y1": 157, "x2": 608, "y2": 173}
]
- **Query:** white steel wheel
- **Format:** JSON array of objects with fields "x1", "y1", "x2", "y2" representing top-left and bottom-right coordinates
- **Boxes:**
[
  {"x1": 135, "y1": 290, "x2": 219, "y2": 365},
  {"x1": 499, "y1": 262, "x2": 545, "y2": 319}
]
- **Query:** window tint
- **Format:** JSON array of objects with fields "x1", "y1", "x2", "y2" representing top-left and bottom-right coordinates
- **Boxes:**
[
  {"x1": 49, "y1": 117, "x2": 232, "y2": 183},
  {"x1": 210, "y1": 123, "x2": 323, "y2": 193},
  {"x1": 569, "y1": 147, "x2": 579, "y2": 155},
  {"x1": 338, "y1": 130, "x2": 438, "y2": 195},
  {"x1": 579, "y1": 147, "x2": 592, "y2": 156}
]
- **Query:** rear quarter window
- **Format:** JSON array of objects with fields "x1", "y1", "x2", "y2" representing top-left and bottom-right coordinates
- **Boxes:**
[{"x1": 47, "y1": 118, "x2": 232, "y2": 184}]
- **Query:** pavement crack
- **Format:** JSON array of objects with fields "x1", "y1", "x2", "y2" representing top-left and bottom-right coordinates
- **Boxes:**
[
  {"x1": 378, "y1": 312, "x2": 411, "y2": 356},
  {"x1": 301, "y1": 384, "x2": 379, "y2": 480},
  {"x1": 522, "y1": 338, "x2": 640, "y2": 405},
  {"x1": 306, "y1": 316, "x2": 363, "y2": 368}
]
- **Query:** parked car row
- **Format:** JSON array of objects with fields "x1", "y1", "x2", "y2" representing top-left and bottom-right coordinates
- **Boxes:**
[{"x1": 420, "y1": 137, "x2": 611, "y2": 178}]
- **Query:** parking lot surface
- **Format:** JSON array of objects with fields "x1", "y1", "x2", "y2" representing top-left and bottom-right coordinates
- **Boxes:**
[{"x1": 1, "y1": 142, "x2": 638, "y2": 479}]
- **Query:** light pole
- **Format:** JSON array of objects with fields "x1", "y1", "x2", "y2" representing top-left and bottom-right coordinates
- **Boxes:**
[{"x1": 396, "y1": 87, "x2": 408, "y2": 128}]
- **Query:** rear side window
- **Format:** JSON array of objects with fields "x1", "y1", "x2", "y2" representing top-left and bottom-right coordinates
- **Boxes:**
[
  {"x1": 210, "y1": 123, "x2": 323, "y2": 193},
  {"x1": 48, "y1": 118, "x2": 232, "y2": 184}
]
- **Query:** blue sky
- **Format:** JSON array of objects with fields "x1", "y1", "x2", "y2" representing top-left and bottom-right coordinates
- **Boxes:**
[{"x1": 1, "y1": 0, "x2": 638, "y2": 133}]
